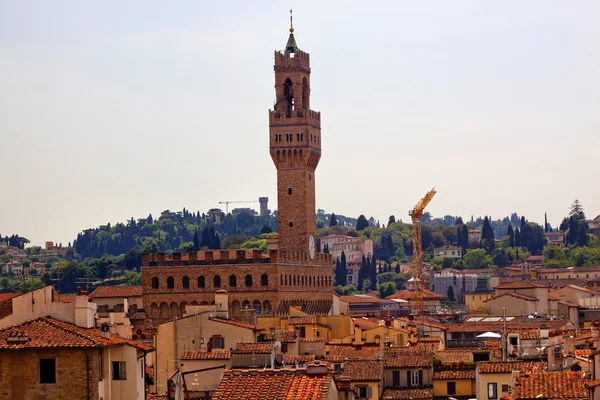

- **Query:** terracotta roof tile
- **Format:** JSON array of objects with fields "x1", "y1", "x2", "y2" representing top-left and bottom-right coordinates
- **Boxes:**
[
  {"x1": 262, "y1": 330, "x2": 298, "y2": 343},
  {"x1": 435, "y1": 350, "x2": 473, "y2": 363},
  {"x1": 485, "y1": 292, "x2": 539, "y2": 302},
  {"x1": 181, "y1": 350, "x2": 231, "y2": 360},
  {"x1": 477, "y1": 361, "x2": 545, "y2": 374},
  {"x1": 496, "y1": 280, "x2": 548, "y2": 289},
  {"x1": 301, "y1": 337, "x2": 326, "y2": 343},
  {"x1": 352, "y1": 318, "x2": 380, "y2": 329},
  {"x1": 0, "y1": 293, "x2": 19, "y2": 302},
  {"x1": 381, "y1": 388, "x2": 433, "y2": 399},
  {"x1": 212, "y1": 367, "x2": 333, "y2": 400},
  {"x1": 337, "y1": 360, "x2": 383, "y2": 381},
  {"x1": 209, "y1": 317, "x2": 261, "y2": 330},
  {"x1": 340, "y1": 295, "x2": 392, "y2": 304},
  {"x1": 283, "y1": 354, "x2": 316, "y2": 365},
  {"x1": 573, "y1": 349, "x2": 592, "y2": 357},
  {"x1": 385, "y1": 348, "x2": 433, "y2": 368},
  {"x1": 446, "y1": 320, "x2": 569, "y2": 333},
  {"x1": 386, "y1": 289, "x2": 443, "y2": 301},
  {"x1": 433, "y1": 369, "x2": 476, "y2": 380},
  {"x1": 232, "y1": 342, "x2": 273, "y2": 354},
  {"x1": 512, "y1": 371, "x2": 587, "y2": 399},
  {"x1": 90, "y1": 285, "x2": 143, "y2": 298},
  {"x1": 0, "y1": 317, "x2": 152, "y2": 351},
  {"x1": 325, "y1": 344, "x2": 381, "y2": 362}
]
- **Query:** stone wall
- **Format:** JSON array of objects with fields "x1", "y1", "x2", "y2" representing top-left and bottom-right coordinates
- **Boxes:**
[{"x1": 0, "y1": 348, "x2": 100, "y2": 400}]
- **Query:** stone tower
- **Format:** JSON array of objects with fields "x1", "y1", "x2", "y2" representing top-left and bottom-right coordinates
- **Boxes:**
[{"x1": 269, "y1": 18, "x2": 321, "y2": 258}]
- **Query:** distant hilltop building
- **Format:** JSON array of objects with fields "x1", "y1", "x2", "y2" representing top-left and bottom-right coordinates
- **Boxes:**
[{"x1": 142, "y1": 22, "x2": 333, "y2": 321}]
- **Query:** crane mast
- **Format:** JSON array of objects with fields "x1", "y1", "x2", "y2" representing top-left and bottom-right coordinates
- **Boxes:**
[{"x1": 409, "y1": 188, "x2": 436, "y2": 317}]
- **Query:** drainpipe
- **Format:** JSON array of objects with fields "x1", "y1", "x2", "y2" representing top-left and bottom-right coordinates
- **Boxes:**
[{"x1": 83, "y1": 350, "x2": 91, "y2": 400}]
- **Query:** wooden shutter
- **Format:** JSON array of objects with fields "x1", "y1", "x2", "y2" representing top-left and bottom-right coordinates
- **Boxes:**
[
  {"x1": 418, "y1": 370, "x2": 423, "y2": 386},
  {"x1": 366, "y1": 386, "x2": 372, "y2": 398},
  {"x1": 406, "y1": 370, "x2": 411, "y2": 387}
]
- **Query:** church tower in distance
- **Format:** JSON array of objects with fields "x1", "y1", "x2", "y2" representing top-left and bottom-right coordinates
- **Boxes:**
[{"x1": 269, "y1": 15, "x2": 321, "y2": 258}]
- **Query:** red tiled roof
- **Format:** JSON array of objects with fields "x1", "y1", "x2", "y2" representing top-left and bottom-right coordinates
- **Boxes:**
[
  {"x1": 232, "y1": 342, "x2": 273, "y2": 354},
  {"x1": 262, "y1": 330, "x2": 298, "y2": 343},
  {"x1": 90, "y1": 285, "x2": 143, "y2": 298},
  {"x1": 325, "y1": 344, "x2": 381, "y2": 362},
  {"x1": 209, "y1": 317, "x2": 261, "y2": 330},
  {"x1": 386, "y1": 289, "x2": 443, "y2": 301},
  {"x1": 340, "y1": 295, "x2": 391, "y2": 304},
  {"x1": 337, "y1": 360, "x2": 382, "y2": 382},
  {"x1": 352, "y1": 318, "x2": 380, "y2": 330},
  {"x1": 485, "y1": 292, "x2": 539, "y2": 303},
  {"x1": 496, "y1": 280, "x2": 548, "y2": 289},
  {"x1": 385, "y1": 348, "x2": 433, "y2": 368},
  {"x1": 212, "y1": 368, "x2": 333, "y2": 400},
  {"x1": 433, "y1": 369, "x2": 476, "y2": 380},
  {"x1": 0, "y1": 293, "x2": 19, "y2": 302},
  {"x1": 300, "y1": 337, "x2": 326, "y2": 343},
  {"x1": 0, "y1": 317, "x2": 152, "y2": 351},
  {"x1": 573, "y1": 349, "x2": 592, "y2": 357},
  {"x1": 477, "y1": 361, "x2": 544, "y2": 374},
  {"x1": 446, "y1": 320, "x2": 569, "y2": 333},
  {"x1": 381, "y1": 388, "x2": 433, "y2": 400},
  {"x1": 283, "y1": 354, "x2": 316, "y2": 365},
  {"x1": 181, "y1": 350, "x2": 231, "y2": 360},
  {"x1": 55, "y1": 293, "x2": 76, "y2": 303},
  {"x1": 435, "y1": 350, "x2": 473, "y2": 363},
  {"x1": 512, "y1": 371, "x2": 587, "y2": 399}
]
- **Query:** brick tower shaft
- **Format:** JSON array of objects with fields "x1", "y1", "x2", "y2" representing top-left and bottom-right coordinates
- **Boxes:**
[{"x1": 269, "y1": 28, "x2": 321, "y2": 256}]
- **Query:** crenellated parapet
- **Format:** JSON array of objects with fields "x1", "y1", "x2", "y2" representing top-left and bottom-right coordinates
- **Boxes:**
[
  {"x1": 274, "y1": 49, "x2": 310, "y2": 71},
  {"x1": 269, "y1": 109, "x2": 320, "y2": 126},
  {"x1": 141, "y1": 249, "x2": 332, "y2": 268}
]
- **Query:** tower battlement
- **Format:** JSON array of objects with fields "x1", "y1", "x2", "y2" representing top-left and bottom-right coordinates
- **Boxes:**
[
  {"x1": 274, "y1": 49, "x2": 310, "y2": 68},
  {"x1": 141, "y1": 249, "x2": 332, "y2": 268},
  {"x1": 269, "y1": 109, "x2": 321, "y2": 125}
]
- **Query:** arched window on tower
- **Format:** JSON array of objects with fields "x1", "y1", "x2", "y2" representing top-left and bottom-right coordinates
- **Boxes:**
[
  {"x1": 261, "y1": 274, "x2": 269, "y2": 287},
  {"x1": 283, "y1": 78, "x2": 293, "y2": 116},
  {"x1": 182, "y1": 276, "x2": 190, "y2": 289},
  {"x1": 245, "y1": 274, "x2": 253, "y2": 287},
  {"x1": 198, "y1": 276, "x2": 205, "y2": 288},
  {"x1": 229, "y1": 275, "x2": 237, "y2": 287},
  {"x1": 214, "y1": 275, "x2": 221, "y2": 288},
  {"x1": 151, "y1": 277, "x2": 159, "y2": 289},
  {"x1": 302, "y1": 77, "x2": 309, "y2": 110},
  {"x1": 167, "y1": 276, "x2": 174, "y2": 289}
]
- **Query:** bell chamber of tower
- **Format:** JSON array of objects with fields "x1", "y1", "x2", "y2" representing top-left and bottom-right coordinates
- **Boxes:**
[{"x1": 269, "y1": 28, "x2": 322, "y2": 257}]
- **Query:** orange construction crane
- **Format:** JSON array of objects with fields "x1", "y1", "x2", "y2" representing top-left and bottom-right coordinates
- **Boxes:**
[{"x1": 409, "y1": 188, "x2": 436, "y2": 317}]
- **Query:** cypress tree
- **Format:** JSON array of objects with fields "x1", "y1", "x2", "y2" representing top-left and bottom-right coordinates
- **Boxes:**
[
  {"x1": 544, "y1": 212, "x2": 549, "y2": 233},
  {"x1": 370, "y1": 255, "x2": 378, "y2": 289},
  {"x1": 193, "y1": 231, "x2": 200, "y2": 251},
  {"x1": 329, "y1": 213, "x2": 338, "y2": 227},
  {"x1": 358, "y1": 255, "x2": 369, "y2": 290},
  {"x1": 508, "y1": 223, "x2": 515, "y2": 248},
  {"x1": 356, "y1": 215, "x2": 369, "y2": 231}
]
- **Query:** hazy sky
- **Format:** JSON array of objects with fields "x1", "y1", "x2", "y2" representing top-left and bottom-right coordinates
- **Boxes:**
[{"x1": 1, "y1": 1, "x2": 599, "y2": 247}]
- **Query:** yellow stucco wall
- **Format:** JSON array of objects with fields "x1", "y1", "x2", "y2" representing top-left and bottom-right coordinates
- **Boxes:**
[
  {"x1": 433, "y1": 378, "x2": 475, "y2": 397},
  {"x1": 465, "y1": 293, "x2": 494, "y2": 313}
]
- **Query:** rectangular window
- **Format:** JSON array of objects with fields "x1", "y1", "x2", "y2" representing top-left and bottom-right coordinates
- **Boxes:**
[
  {"x1": 299, "y1": 327, "x2": 306, "y2": 338},
  {"x1": 112, "y1": 361, "x2": 127, "y2": 381},
  {"x1": 447, "y1": 382, "x2": 456, "y2": 395},
  {"x1": 210, "y1": 335, "x2": 225, "y2": 349},
  {"x1": 407, "y1": 370, "x2": 420, "y2": 386},
  {"x1": 392, "y1": 370, "x2": 400, "y2": 386},
  {"x1": 356, "y1": 386, "x2": 371, "y2": 398},
  {"x1": 488, "y1": 382, "x2": 498, "y2": 399},
  {"x1": 502, "y1": 384, "x2": 510, "y2": 396},
  {"x1": 40, "y1": 359, "x2": 56, "y2": 384}
]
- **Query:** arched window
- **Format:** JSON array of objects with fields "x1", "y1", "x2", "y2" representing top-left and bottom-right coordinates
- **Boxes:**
[
  {"x1": 151, "y1": 277, "x2": 159, "y2": 289},
  {"x1": 182, "y1": 276, "x2": 190, "y2": 289},
  {"x1": 288, "y1": 187, "x2": 292, "y2": 195},
  {"x1": 167, "y1": 276, "x2": 174, "y2": 289},
  {"x1": 302, "y1": 77, "x2": 309, "y2": 109},
  {"x1": 245, "y1": 274, "x2": 253, "y2": 287},
  {"x1": 261, "y1": 274, "x2": 268, "y2": 287},
  {"x1": 280, "y1": 275, "x2": 283, "y2": 285},
  {"x1": 198, "y1": 276, "x2": 205, "y2": 288},
  {"x1": 229, "y1": 275, "x2": 237, "y2": 287},
  {"x1": 214, "y1": 275, "x2": 221, "y2": 288},
  {"x1": 301, "y1": 276, "x2": 304, "y2": 286}
]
